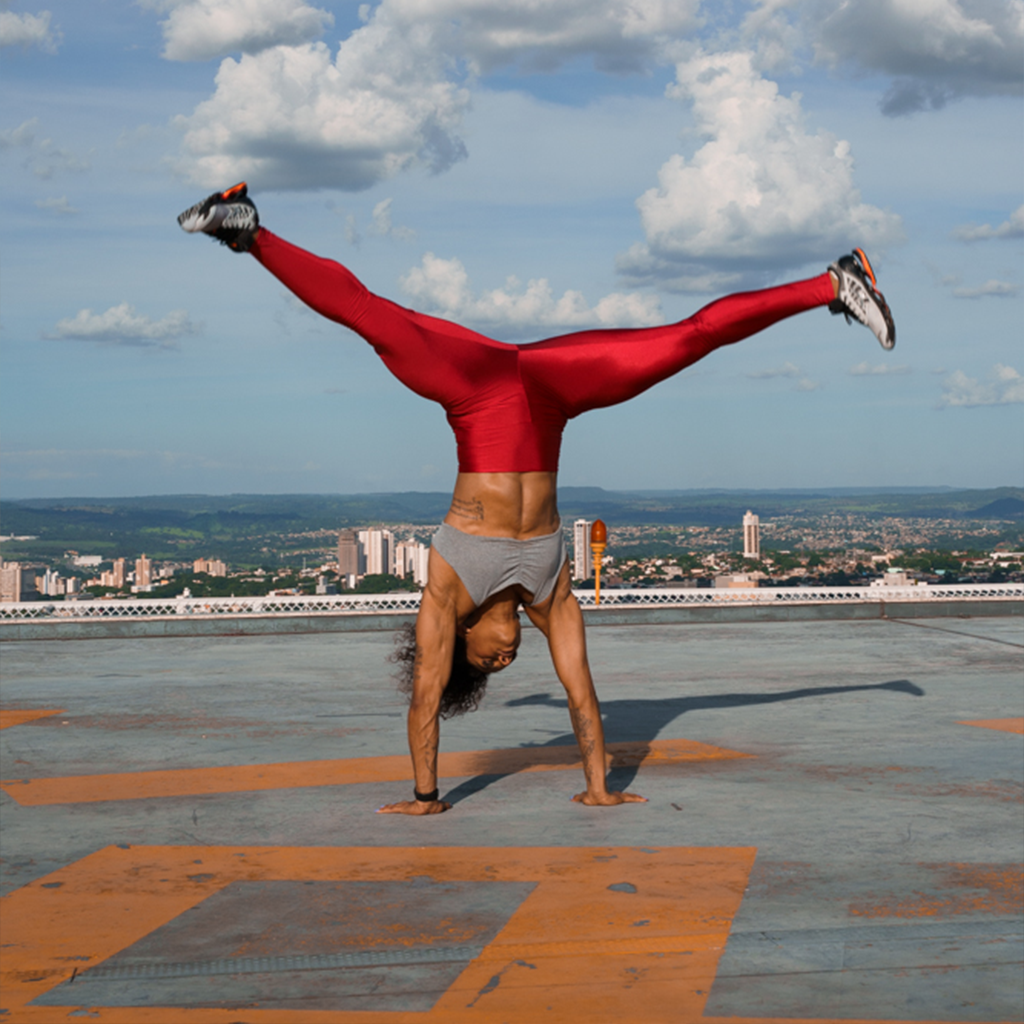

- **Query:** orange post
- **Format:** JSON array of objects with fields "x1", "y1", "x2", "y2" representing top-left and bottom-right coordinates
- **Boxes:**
[{"x1": 590, "y1": 519, "x2": 607, "y2": 606}]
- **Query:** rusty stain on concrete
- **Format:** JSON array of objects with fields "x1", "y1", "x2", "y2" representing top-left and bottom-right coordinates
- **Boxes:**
[{"x1": 849, "y1": 863, "x2": 1024, "y2": 919}]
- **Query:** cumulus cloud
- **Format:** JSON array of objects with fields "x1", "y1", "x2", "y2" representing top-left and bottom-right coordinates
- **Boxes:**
[
  {"x1": 940, "y1": 364, "x2": 1024, "y2": 407},
  {"x1": 396, "y1": 0, "x2": 702, "y2": 74},
  {"x1": 400, "y1": 252, "x2": 662, "y2": 336},
  {"x1": 147, "y1": 0, "x2": 333, "y2": 62},
  {"x1": 848, "y1": 361, "x2": 911, "y2": 375},
  {"x1": 34, "y1": 195, "x2": 78, "y2": 215},
  {"x1": 0, "y1": 118, "x2": 89, "y2": 178},
  {"x1": 618, "y1": 48, "x2": 902, "y2": 292},
  {"x1": 953, "y1": 204, "x2": 1024, "y2": 242},
  {"x1": 811, "y1": 0, "x2": 1024, "y2": 115},
  {"x1": 48, "y1": 304, "x2": 200, "y2": 348},
  {"x1": 171, "y1": 0, "x2": 705, "y2": 191},
  {"x1": 0, "y1": 8, "x2": 59, "y2": 52},
  {"x1": 174, "y1": 30, "x2": 471, "y2": 190}
]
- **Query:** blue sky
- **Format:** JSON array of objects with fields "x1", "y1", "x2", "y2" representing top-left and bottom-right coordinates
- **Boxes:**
[{"x1": 1, "y1": 0, "x2": 1021, "y2": 499}]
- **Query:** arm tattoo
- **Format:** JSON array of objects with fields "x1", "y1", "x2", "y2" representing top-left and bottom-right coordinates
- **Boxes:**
[{"x1": 449, "y1": 497, "x2": 484, "y2": 521}]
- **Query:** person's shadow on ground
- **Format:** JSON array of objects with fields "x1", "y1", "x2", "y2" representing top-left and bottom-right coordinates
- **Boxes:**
[{"x1": 441, "y1": 678, "x2": 924, "y2": 805}]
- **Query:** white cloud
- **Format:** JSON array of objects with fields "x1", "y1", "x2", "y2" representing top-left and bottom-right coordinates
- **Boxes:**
[
  {"x1": 940, "y1": 363, "x2": 1024, "y2": 406},
  {"x1": 951, "y1": 279, "x2": 1018, "y2": 299},
  {"x1": 848, "y1": 361, "x2": 911, "y2": 375},
  {"x1": 388, "y1": 0, "x2": 701, "y2": 74},
  {"x1": 149, "y1": 0, "x2": 333, "y2": 62},
  {"x1": 400, "y1": 252, "x2": 662, "y2": 336},
  {"x1": 740, "y1": 0, "x2": 804, "y2": 72},
  {"x1": 747, "y1": 361, "x2": 802, "y2": 379},
  {"x1": 0, "y1": 117, "x2": 36, "y2": 149},
  {"x1": 746, "y1": 361, "x2": 819, "y2": 390},
  {"x1": 34, "y1": 195, "x2": 78, "y2": 215},
  {"x1": 174, "y1": 31, "x2": 470, "y2": 190},
  {"x1": 953, "y1": 204, "x2": 1024, "y2": 242},
  {"x1": 0, "y1": 118, "x2": 89, "y2": 178},
  {"x1": 48, "y1": 304, "x2": 200, "y2": 348},
  {"x1": 0, "y1": 8, "x2": 59, "y2": 52},
  {"x1": 617, "y1": 48, "x2": 902, "y2": 292},
  {"x1": 811, "y1": 0, "x2": 1024, "y2": 115},
  {"x1": 370, "y1": 197, "x2": 415, "y2": 240},
  {"x1": 171, "y1": 0, "x2": 705, "y2": 191},
  {"x1": 935, "y1": 267, "x2": 1020, "y2": 298}
]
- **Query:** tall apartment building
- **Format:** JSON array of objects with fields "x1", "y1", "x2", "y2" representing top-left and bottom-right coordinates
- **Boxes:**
[
  {"x1": 135, "y1": 554, "x2": 152, "y2": 588},
  {"x1": 394, "y1": 541, "x2": 430, "y2": 587},
  {"x1": 359, "y1": 528, "x2": 394, "y2": 576},
  {"x1": 193, "y1": 558, "x2": 227, "y2": 577},
  {"x1": 1, "y1": 561, "x2": 22, "y2": 602},
  {"x1": 743, "y1": 511, "x2": 761, "y2": 560},
  {"x1": 337, "y1": 530, "x2": 363, "y2": 577},
  {"x1": 39, "y1": 569, "x2": 65, "y2": 596},
  {"x1": 572, "y1": 519, "x2": 593, "y2": 580}
]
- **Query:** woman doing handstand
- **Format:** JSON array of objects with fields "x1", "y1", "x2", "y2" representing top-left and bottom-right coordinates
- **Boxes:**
[{"x1": 179, "y1": 184, "x2": 895, "y2": 815}]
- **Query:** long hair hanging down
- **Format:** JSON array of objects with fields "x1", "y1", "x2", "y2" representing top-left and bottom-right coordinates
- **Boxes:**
[{"x1": 390, "y1": 622, "x2": 489, "y2": 718}]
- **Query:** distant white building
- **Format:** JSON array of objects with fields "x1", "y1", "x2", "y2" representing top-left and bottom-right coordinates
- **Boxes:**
[
  {"x1": 869, "y1": 570, "x2": 914, "y2": 587},
  {"x1": 573, "y1": 519, "x2": 593, "y2": 580},
  {"x1": 743, "y1": 511, "x2": 760, "y2": 560},
  {"x1": 359, "y1": 529, "x2": 394, "y2": 576},
  {"x1": 39, "y1": 569, "x2": 66, "y2": 596},
  {"x1": 395, "y1": 541, "x2": 430, "y2": 587}
]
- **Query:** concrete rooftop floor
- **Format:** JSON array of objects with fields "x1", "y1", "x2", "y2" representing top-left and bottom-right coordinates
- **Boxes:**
[{"x1": 1, "y1": 614, "x2": 1022, "y2": 1023}]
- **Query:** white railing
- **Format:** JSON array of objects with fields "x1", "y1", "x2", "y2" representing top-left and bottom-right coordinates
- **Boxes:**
[{"x1": 1, "y1": 584, "x2": 1020, "y2": 622}]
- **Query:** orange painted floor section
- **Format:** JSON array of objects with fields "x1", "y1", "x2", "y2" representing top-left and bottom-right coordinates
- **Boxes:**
[
  {"x1": 0, "y1": 737, "x2": 749, "y2": 806},
  {"x1": 0, "y1": 709, "x2": 65, "y2": 730},
  {"x1": 2, "y1": 843, "x2": 754, "y2": 1024},
  {"x1": 960, "y1": 717, "x2": 1024, "y2": 735},
  {"x1": 1, "y1": 844, "x2": 1002, "y2": 1024}
]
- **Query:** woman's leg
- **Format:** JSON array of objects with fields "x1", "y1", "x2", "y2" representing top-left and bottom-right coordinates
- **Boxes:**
[
  {"x1": 250, "y1": 229, "x2": 514, "y2": 408},
  {"x1": 520, "y1": 274, "x2": 835, "y2": 418}
]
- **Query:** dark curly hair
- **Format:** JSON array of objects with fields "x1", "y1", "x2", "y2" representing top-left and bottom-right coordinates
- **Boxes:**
[{"x1": 390, "y1": 622, "x2": 489, "y2": 719}]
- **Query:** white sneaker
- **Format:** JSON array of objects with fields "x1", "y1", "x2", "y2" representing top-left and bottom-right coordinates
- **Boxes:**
[{"x1": 829, "y1": 248, "x2": 895, "y2": 350}]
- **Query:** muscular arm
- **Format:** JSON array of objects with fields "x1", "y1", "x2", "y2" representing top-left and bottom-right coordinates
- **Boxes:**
[
  {"x1": 527, "y1": 564, "x2": 646, "y2": 806},
  {"x1": 378, "y1": 554, "x2": 460, "y2": 816}
]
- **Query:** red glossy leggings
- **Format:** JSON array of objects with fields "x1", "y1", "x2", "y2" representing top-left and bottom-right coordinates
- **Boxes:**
[{"x1": 251, "y1": 229, "x2": 835, "y2": 472}]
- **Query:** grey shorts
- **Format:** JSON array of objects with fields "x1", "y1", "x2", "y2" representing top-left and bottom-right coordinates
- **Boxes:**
[{"x1": 431, "y1": 522, "x2": 567, "y2": 608}]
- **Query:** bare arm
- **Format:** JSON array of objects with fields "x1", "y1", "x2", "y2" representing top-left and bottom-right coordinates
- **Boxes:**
[
  {"x1": 378, "y1": 556, "x2": 460, "y2": 816},
  {"x1": 526, "y1": 564, "x2": 646, "y2": 806}
]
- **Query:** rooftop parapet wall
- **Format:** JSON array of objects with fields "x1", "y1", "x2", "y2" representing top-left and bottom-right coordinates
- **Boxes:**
[{"x1": 0, "y1": 585, "x2": 1020, "y2": 640}]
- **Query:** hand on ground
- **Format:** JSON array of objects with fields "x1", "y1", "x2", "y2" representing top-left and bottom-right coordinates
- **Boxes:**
[
  {"x1": 377, "y1": 798, "x2": 451, "y2": 815},
  {"x1": 572, "y1": 790, "x2": 647, "y2": 806}
]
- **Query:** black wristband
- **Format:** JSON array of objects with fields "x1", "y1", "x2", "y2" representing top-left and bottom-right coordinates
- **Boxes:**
[{"x1": 414, "y1": 788, "x2": 439, "y2": 803}]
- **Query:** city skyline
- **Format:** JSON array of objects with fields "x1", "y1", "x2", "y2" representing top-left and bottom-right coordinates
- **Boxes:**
[{"x1": 1, "y1": 1, "x2": 1021, "y2": 498}]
